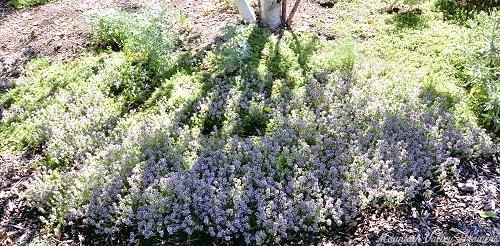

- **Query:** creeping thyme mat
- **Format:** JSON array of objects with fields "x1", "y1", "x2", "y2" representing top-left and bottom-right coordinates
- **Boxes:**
[{"x1": 0, "y1": 0, "x2": 499, "y2": 245}]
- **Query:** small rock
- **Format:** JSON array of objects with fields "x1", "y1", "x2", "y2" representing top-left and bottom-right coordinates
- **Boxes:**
[
  {"x1": 39, "y1": 215, "x2": 47, "y2": 223},
  {"x1": 458, "y1": 180, "x2": 477, "y2": 192},
  {"x1": 31, "y1": 30, "x2": 41, "y2": 37},
  {"x1": 54, "y1": 227, "x2": 61, "y2": 239},
  {"x1": 18, "y1": 233, "x2": 29, "y2": 244}
]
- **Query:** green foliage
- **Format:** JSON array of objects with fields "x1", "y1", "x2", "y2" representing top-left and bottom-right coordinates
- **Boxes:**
[
  {"x1": 238, "y1": 102, "x2": 270, "y2": 136},
  {"x1": 330, "y1": 0, "x2": 484, "y2": 130},
  {"x1": 88, "y1": 9, "x2": 180, "y2": 80},
  {"x1": 435, "y1": 0, "x2": 475, "y2": 23},
  {"x1": 8, "y1": 0, "x2": 50, "y2": 8},
  {"x1": 458, "y1": 13, "x2": 500, "y2": 134},
  {"x1": 391, "y1": 9, "x2": 429, "y2": 30},
  {"x1": 479, "y1": 210, "x2": 497, "y2": 218},
  {"x1": 310, "y1": 38, "x2": 356, "y2": 78},
  {"x1": 202, "y1": 25, "x2": 271, "y2": 77},
  {"x1": 386, "y1": 0, "x2": 428, "y2": 6},
  {"x1": 435, "y1": 0, "x2": 500, "y2": 24},
  {"x1": 87, "y1": 11, "x2": 131, "y2": 50}
]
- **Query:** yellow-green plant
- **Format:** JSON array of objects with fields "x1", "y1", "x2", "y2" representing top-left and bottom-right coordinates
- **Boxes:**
[{"x1": 8, "y1": 0, "x2": 51, "y2": 8}]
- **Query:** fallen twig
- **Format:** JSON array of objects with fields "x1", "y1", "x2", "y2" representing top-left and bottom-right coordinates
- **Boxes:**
[{"x1": 7, "y1": 224, "x2": 25, "y2": 231}]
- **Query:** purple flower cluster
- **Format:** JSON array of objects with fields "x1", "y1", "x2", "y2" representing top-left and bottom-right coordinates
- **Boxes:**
[{"x1": 35, "y1": 77, "x2": 492, "y2": 244}]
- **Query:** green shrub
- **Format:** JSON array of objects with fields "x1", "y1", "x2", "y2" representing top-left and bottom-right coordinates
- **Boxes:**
[
  {"x1": 1, "y1": 56, "x2": 104, "y2": 153},
  {"x1": 8, "y1": 0, "x2": 51, "y2": 8},
  {"x1": 435, "y1": 0, "x2": 474, "y2": 23},
  {"x1": 202, "y1": 25, "x2": 271, "y2": 77},
  {"x1": 455, "y1": 12, "x2": 500, "y2": 134},
  {"x1": 391, "y1": 8, "x2": 429, "y2": 30},
  {"x1": 88, "y1": 9, "x2": 180, "y2": 80}
]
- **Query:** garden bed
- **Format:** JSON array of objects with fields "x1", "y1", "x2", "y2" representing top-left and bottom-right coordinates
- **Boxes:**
[{"x1": 0, "y1": 0, "x2": 499, "y2": 245}]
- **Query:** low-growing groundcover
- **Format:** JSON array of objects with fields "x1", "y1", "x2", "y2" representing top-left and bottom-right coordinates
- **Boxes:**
[
  {"x1": 0, "y1": 1, "x2": 498, "y2": 244},
  {"x1": 8, "y1": 0, "x2": 52, "y2": 9}
]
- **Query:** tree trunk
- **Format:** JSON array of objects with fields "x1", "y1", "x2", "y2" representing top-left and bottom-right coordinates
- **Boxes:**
[
  {"x1": 260, "y1": 0, "x2": 282, "y2": 28},
  {"x1": 234, "y1": 0, "x2": 257, "y2": 23}
]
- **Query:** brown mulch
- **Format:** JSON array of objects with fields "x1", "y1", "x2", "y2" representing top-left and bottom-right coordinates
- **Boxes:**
[
  {"x1": 0, "y1": 0, "x2": 499, "y2": 245},
  {"x1": 165, "y1": 0, "x2": 240, "y2": 52},
  {"x1": 0, "y1": 154, "x2": 42, "y2": 246},
  {"x1": 343, "y1": 154, "x2": 500, "y2": 246}
]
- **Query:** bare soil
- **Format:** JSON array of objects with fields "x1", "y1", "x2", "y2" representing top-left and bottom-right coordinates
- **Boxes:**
[{"x1": 0, "y1": 0, "x2": 136, "y2": 89}]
